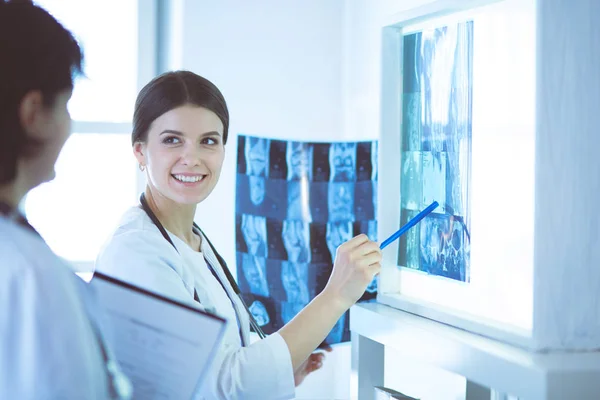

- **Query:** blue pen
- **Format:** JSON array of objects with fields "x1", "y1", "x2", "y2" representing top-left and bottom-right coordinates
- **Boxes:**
[{"x1": 379, "y1": 200, "x2": 439, "y2": 250}]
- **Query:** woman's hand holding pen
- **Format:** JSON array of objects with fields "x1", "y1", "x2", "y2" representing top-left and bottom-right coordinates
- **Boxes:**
[
  {"x1": 279, "y1": 207, "x2": 438, "y2": 373},
  {"x1": 278, "y1": 234, "x2": 381, "y2": 371},
  {"x1": 323, "y1": 234, "x2": 382, "y2": 310}
]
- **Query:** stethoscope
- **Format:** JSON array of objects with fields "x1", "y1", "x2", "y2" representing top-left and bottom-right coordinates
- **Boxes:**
[{"x1": 139, "y1": 193, "x2": 267, "y2": 341}]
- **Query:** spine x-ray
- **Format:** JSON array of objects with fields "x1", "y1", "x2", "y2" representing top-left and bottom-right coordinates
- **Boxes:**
[{"x1": 398, "y1": 20, "x2": 473, "y2": 283}]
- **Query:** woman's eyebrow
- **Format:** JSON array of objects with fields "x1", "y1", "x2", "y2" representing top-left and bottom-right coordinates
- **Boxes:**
[
  {"x1": 200, "y1": 130, "x2": 222, "y2": 137},
  {"x1": 159, "y1": 129, "x2": 183, "y2": 136},
  {"x1": 159, "y1": 129, "x2": 221, "y2": 137}
]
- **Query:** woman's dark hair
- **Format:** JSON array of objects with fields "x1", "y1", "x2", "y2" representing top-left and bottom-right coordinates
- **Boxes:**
[
  {"x1": 0, "y1": 1, "x2": 83, "y2": 184},
  {"x1": 132, "y1": 70, "x2": 230, "y2": 146}
]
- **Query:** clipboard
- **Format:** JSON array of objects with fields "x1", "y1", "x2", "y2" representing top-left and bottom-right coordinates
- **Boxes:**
[{"x1": 91, "y1": 272, "x2": 227, "y2": 399}]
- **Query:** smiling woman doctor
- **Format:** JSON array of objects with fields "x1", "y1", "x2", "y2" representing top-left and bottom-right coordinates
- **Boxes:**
[{"x1": 95, "y1": 70, "x2": 382, "y2": 400}]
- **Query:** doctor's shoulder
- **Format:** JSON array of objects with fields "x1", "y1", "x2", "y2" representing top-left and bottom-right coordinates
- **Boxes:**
[
  {"x1": 0, "y1": 217, "x2": 65, "y2": 276},
  {"x1": 94, "y1": 207, "x2": 195, "y2": 304},
  {"x1": 96, "y1": 206, "x2": 181, "y2": 265},
  {"x1": 0, "y1": 219, "x2": 119, "y2": 398},
  {"x1": 0, "y1": 217, "x2": 94, "y2": 298}
]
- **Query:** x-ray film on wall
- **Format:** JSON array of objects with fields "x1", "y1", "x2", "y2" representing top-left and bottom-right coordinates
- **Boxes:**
[
  {"x1": 236, "y1": 135, "x2": 378, "y2": 344},
  {"x1": 398, "y1": 20, "x2": 473, "y2": 283}
]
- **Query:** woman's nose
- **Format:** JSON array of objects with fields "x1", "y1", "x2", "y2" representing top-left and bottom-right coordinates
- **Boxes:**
[{"x1": 180, "y1": 146, "x2": 202, "y2": 166}]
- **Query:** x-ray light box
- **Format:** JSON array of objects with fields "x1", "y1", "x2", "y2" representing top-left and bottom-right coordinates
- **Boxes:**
[{"x1": 378, "y1": 0, "x2": 541, "y2": 350}]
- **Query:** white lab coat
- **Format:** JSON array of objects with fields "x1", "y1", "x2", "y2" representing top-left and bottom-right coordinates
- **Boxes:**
[
  {"x1": 0, "y1": 216, "x2": 131, "y2": 400},
  {"x1": 95, "y1": 207, "x2": 296, "y2": 400}
]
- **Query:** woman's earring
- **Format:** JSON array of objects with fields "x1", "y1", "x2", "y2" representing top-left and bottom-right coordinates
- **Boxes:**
[{"x1": 139, "y1": 163, "x2": 146, "y2": 172}]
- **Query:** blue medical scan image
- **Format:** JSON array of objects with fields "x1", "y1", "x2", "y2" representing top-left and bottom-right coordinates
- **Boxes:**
[
  {"x1": 398, "y1": 20, "x2": 473, "y2": 283},
  {"x1": 265, "y1": 219, "x2": 287, "y2": 261},
  {"x1": 245, "y1": 137, "x2": 270, "y2": 177},
  {"x1": 312, "y1": 143, "x2": 332, "y2": 181},
  {"x1": 241, "y1": 292, "x2": 279, "y2": 333},
  {"x1": 420, "y1": 215, "x2": 447, "y2": 273},
  {"x1": 326, "y1": 221, "x2": 353, "y2": 262},
  {"x1": 420, "y1": 213, "x2": 468, "y2": 281},
  {"x1": 282, "y1": 220, "x2": 311, "y2": 263},
  {"x1": 328, "y1": 182, "x2": 355, "y2": 222},
  {"x1": 397, "y1": 209, "x2": 421, "y2": 270},
  {"x1": 241, "y1": 214, "x2": 268, "y2": 258},
  {"x1": 330, "y1": 143, "x2": 357, "y2": 182},
  {"x1": 248, "y1": 175, "x2": 265, "y2": 206},
  {"x1": 401, "y1": 151, "x2": 422, "y2": 210},
  {"x1": 403, "y1": 92, "x2": 423, "y2": 152},
  {"x1": 354, "y1": 181, "x2": 375, "y2": 221},
  {"x1": 371, "y1": 141, "x2": 379, "y2": 181},
  {"x1": 366, "y1": 220, "x2": 377, "y2": 242},
  {"x1": 287, "y1": 180, "x2": 312, "y2": 221},
  {"x1": 268, "y1": 139, "x2": 288, "y2": 179},
  {"x1": 308, "y1": 224, "x2": 332, "y2": 264},
  {"x1": 281, "y1": 261, "x2": 310, "y2": 304},
  {"x1": 236, "y1": 135, "x2": 378, "y2": 343},
  {"x1": 287, "y1": 141, "x2": 313, "y2": 181},
  {"x1": 239, "y1": 253, "x2": 270, "y2": 298},
  {"x1": 422, "y1": 151, "x2": 447, "y2": 214},
  {"x1": 356, "y1": 142, "x2": 373, "y2": 181},
  {"x1": 249, "y1": 300, "x2": 270, "y2": 326},
  {"x1": 308, "y1": 182, "x2": 329, "y2": 222},
  {"x1": 236, "y1": 175, "x2": 288, "y2": 220}
]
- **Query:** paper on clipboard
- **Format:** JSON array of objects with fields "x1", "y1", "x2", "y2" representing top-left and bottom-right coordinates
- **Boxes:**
[{"x1": 91, "y1": 272, "x2": 227, "y2": 400}]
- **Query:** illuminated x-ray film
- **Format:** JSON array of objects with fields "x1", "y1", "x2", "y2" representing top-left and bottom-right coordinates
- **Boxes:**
[{"x1": 398, "y1": 20, "x2": 473, "y2": 283}]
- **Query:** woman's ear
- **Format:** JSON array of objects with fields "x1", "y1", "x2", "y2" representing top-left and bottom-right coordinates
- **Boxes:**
[{"x1": 133, "y1": 142, "x2": 146, "y2": 167}]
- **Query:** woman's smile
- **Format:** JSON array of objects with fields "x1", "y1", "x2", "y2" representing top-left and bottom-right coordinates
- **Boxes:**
[{"x1": 171, "y1": 173, "x2": 207, "y2": 186}]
